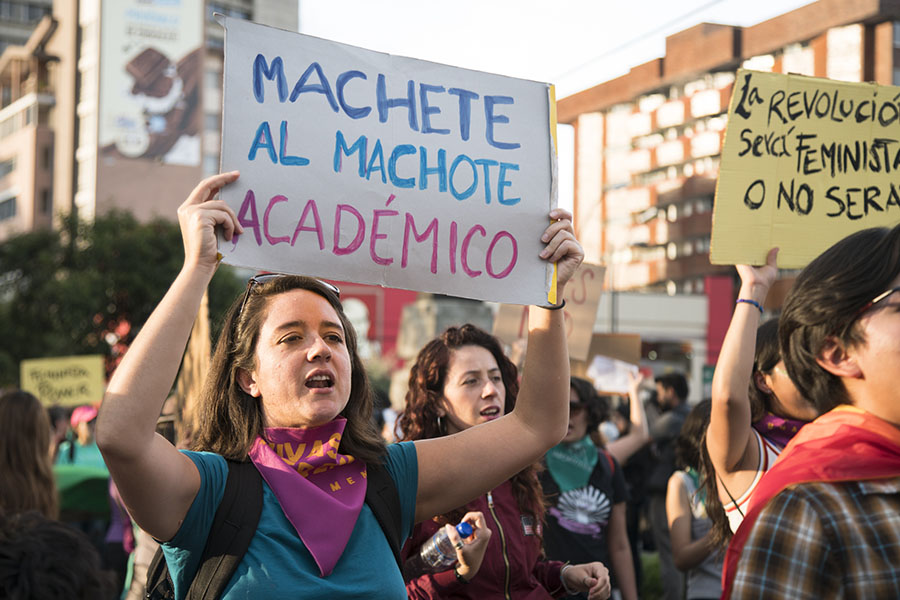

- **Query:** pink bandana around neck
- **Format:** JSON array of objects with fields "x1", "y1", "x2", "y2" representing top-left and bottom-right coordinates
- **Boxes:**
[
  {"x1": 752, "y1": 412, "x2": 809, "y2": 449},
  {"x1": 247, "y1": 417, "x2": 367, "y2": 576}
]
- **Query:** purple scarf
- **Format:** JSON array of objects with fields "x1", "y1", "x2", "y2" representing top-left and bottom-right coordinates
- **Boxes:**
[
  {"x1": 247, "y1": 417, "x2": 367, "y2": 576},
  {"x1": 752, "y1": 412, "x2": 808, "y2": 449}
]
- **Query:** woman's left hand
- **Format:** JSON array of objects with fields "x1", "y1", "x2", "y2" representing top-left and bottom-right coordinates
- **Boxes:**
[
  {"x1": 449, "y1": 512, "x2": 491, "y2": 581},
  {"x1": 539, "y1": 208, "x2": 584, "y2": 295},
  {"x1": 562, "y1": 561, "x2": 611, "y2": 600}
]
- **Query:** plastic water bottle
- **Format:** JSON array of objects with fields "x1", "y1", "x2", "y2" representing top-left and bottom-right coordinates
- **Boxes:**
[{"x1": 415, "y1": 521, "x2": 475, "y2": 572}]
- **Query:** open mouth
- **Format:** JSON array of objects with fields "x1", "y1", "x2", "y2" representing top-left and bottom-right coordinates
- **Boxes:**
[
  {"x1": 306, "y1": 374, "x2": 334, "y2": 389},
  {"x1": 480, "y1": 406, "x2": 501, "y2": 417}
]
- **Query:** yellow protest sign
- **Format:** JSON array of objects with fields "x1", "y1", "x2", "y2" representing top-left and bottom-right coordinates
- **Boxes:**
[
  {"x1": 20, "y1": 355, "x2": 105, "y2": 407},
  {"x1": 712, "y1": 69, "x2": 900, "y2": 268}
]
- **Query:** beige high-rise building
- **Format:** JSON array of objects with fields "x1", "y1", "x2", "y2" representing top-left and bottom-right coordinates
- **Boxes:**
[{"x1": 0, "y1": 0, "x2": 297, "y2": 241}]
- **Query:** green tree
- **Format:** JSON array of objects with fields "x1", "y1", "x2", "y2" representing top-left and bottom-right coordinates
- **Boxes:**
[{"x1": 0, "y1": 211, "x2": 245, "y2": 387}]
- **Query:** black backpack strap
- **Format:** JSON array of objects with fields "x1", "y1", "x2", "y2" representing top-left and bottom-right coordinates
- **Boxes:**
[
  {"x1": 145, "y1": 460, "x2": 263, "y2": 600},
  {"x1": 185, "y1": 459, "x2": 263, "y2": 600},
  {"x1": 145, "y1": 544, "x2": 174, "y2": 599},
  {"x1": 365, "y1": 459, "x2": 403, "y2": 570}
]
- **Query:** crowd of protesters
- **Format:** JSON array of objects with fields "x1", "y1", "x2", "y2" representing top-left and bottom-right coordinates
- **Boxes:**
[{"x1": 1, "y1": 170, "x2": 898, "y2": 600}]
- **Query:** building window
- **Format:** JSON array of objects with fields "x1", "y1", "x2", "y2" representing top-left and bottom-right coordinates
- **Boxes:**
[
  {"x1": 0, "y1": 157, "x2": 14, "y2": 178},
  {"x1": 203, "y1": 154, "x2": 219, "y2": 176},
  {"x1": 205, "y1": 113, "x2": 220, "y2": 131},
  {"x1": 40, "y1": 188, "x2": 51, "y2": 214},
  {"x1": 0, "y1": 1, "x2": 46, "y2": 23},
  {"x1": 205, "y1": 69, "x2": 222, "y2": 90},
  {"x1": 695, "y1": 196, "x2": 713, "y2": 213},
  {"x1": 0, "y1": 197, "x2": 16, "y2": 221},
  {"x1": 667, "y1": 204, "x2": 678, "y2": 222}
]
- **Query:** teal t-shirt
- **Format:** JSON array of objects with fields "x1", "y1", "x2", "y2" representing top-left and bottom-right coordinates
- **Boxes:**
[{"x1": 163, "y1": 442, "x2": 418, "y2": 599}]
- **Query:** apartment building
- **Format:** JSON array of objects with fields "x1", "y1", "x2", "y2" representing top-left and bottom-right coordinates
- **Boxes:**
[{"x1": 559, "y1": 0, "x2": 900, "y2": 296}]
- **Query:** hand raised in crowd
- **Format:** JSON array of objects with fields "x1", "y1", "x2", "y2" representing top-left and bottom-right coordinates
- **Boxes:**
[
  {"x1": 539, "y1": 208, "x2": 584, "y2": 295},
  {"x1": 627, "y1": 369, "x2": 644, "y2": 393},
  {"x1": 736, "y1": 247, "x2": 778, "y2": 298},
  {"x1": 176, "y1": 171, "x2": 242, "y2": 271},
  {"x1": 562, "y1": 561, "x2": 612, "y2": 600},
  {"x1": 445, "y1": 512, "x2": 491, "y2": 582}
]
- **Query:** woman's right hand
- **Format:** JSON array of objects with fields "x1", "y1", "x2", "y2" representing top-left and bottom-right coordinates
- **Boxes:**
[
  {"x1": 539, "y1": 208, "x2": 584, "y2": 298},
  {"x1": 176, "y1": 171, "x2": 242, "y2": 271},
  {"x1": 447, "y1": 511, "x2": 492, "y2": 581},
  {"x1": 735, "y1": 247, "x2": 778, "y2": 297},
  {"x1": 626, "y1": 370, "x2": 643, "y2": 393}
]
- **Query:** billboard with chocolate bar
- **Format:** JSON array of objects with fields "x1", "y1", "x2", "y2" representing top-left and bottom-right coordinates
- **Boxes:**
[{"x1": 98, "y1": 1, "x2": 202, "y2": 166}]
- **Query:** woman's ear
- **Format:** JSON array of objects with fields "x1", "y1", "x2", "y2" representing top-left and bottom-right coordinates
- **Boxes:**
[
  {"x1": 236, "y1": 368, "x2": 261, "y2": 397},
  {"x1": 815, "y1": 337, "x2": 862, "y2": 379},
  {"x1": 753, "y1": 370, "x2": 773, "y2": 395}
]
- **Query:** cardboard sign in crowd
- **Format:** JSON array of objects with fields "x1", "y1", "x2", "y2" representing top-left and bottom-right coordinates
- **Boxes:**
[
  {"x1": 216, "y1": 17, "x2": 559, "y2": 305},
  {"x1": 493, "y1": 262, "x2": 606, "y2": 361},
  {"x1": 21, "y1": 355, "x2": 105, "y2": 407},
  {"x1": 713, "y1": 69, "x2": 900, "y2": 267}
]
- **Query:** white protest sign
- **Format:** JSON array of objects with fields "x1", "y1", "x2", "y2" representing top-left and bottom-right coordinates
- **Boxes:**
[{"x1": 217, "y1": 17, "x2": 557, "y2": 305}]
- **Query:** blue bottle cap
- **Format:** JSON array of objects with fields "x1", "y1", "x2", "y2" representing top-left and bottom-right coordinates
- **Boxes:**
[{"x1": 455, "y1": 522, "x2": 474, "y2": 538}]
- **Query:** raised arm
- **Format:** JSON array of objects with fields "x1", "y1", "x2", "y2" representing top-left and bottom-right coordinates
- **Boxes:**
[
  {"x1": 413, "y1": 209, "x2": 583, "y2": 521},
  {"x1": 706, "y1": 248, "x2": 777, "y2": 489},
  {"x1": 96, "y1": 172, "x2": 242, "y2": 541},
  {"x1": 606, "y1": 371, "x2": 650, "y2": 464}
]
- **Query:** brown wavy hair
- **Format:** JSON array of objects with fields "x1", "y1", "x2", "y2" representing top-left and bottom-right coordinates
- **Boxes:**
[
  {"x1": 0, "y1": 390, "x2": 58, "y2": 519},
  {"x1": 190, "y1": 275, "x2": 386, "y2": 465},
  {"x1": 396, "y1": 324, "x2": 545, "y2": 531}
]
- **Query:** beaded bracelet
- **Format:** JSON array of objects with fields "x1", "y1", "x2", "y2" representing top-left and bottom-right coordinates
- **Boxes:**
[
  {"x1": 736, "y1": 298, "x2": 764, "y2": 314},
  {"x1": 544, "y1": 299, "x2": 566, "y2": 311}
]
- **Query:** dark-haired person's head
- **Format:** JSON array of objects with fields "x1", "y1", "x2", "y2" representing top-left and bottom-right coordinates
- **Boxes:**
[
  {"x1": 675, "y1": 400, "x2": 712, "y2": 471},
  {"x1": 193, "y1": 274, "x2": 384, "y2": 465},
  {"x1": 779, "y1": 224, "x2": 900, "y2": 416},
  {"x1": 0, "y1": 511, "x2": 116, "y2": 599},
  {"x1": 564, "y1": 376, "x2": 608, "y2": 444},
  {"x1": 397, "y1": 324, "x2": 519, "y2": 441},
  {"x1": 750, "y1": 319, "x2": 817, "y2": 423},
  {"x1": 655, "y1": 372, "x2": 688, "y2": 408}
]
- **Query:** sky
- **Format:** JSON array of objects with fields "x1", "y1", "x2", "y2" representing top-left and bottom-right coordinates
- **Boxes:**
[{"x1": 296, "y1": 0, "x2": 817, "y2": 208}]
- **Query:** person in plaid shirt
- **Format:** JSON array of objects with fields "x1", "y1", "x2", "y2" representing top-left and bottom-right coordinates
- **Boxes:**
[{"x1": 722, "y1": 223, "x2": 900, "y2": 599}]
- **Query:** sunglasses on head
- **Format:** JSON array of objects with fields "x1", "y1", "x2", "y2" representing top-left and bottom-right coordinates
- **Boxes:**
[
  {"x1": 853, "y1": 285, "x2": 900, "y2": 321},
  {"x1": 237, "y1": 273, "x2": 341, "y2": 317}
]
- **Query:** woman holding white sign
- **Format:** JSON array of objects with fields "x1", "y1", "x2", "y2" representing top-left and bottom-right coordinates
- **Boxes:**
[{"x1": 95, "y1": 171, "x2": 584, "y2": 599}]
